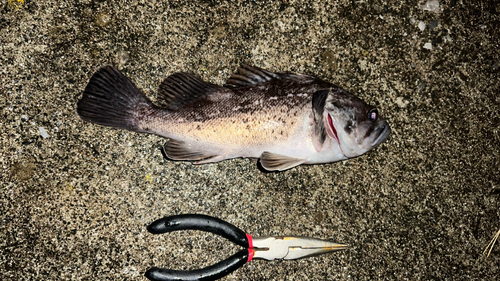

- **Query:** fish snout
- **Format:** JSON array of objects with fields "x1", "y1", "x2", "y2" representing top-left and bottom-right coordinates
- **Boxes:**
[{"x1": 372, "y1": 121, "x2": 391, "y2": 147}]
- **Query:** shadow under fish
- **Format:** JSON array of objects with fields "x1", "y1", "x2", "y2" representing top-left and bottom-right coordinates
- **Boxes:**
[{"x1": 76, "y1": 65, "x2": 390, "y2": 171}]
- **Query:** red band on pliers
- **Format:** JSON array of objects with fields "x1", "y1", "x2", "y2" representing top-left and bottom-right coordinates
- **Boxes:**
[
  {"x1": 246, "y1": 234, "x2": 253, "y2": 262},
  {"x1": 246, "y1": 234, "x2": 253, "y2": 248},
  {"x1": 247, "y1": 249, "x2": 254, "y2": 262}
]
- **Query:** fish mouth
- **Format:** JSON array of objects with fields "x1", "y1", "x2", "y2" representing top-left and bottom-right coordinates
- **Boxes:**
[
  {"x1": 371, "y1": 122, "x2": 391, "y2": 147},
  {"x1": 325, "y1": 113, "x2": 339, "y2": 143}
]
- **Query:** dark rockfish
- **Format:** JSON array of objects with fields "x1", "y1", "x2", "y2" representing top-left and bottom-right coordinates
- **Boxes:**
[{"x1": 76, "y1": 65, "x2": 390, "y2": 171}]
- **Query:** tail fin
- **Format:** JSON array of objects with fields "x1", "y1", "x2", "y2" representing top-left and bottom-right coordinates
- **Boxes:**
[{"x1": 76, "y1": 66, "x2": 155, "y2": 132}]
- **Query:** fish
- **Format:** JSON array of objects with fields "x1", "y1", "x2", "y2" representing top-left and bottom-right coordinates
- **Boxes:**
[{"x1": 76, "y1": 65, "x2": 390, "y2": 171}]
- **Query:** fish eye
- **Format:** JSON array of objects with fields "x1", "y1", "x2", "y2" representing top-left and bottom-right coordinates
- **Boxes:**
[{"x1": 368, "y1": 109, "x2": 378, "y2": 121}]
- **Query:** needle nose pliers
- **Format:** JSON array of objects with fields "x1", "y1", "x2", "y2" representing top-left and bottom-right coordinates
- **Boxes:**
[{"x1": 145, "y1": 214, "x2": 347, "y2": 281}]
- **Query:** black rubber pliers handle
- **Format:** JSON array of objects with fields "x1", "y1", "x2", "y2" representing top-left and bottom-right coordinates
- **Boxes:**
[{"x1": 145, "y1": 214, "x2": 253, "y2": 281}]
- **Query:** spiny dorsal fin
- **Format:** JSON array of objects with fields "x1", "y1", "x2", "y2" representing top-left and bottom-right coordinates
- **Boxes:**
[
  {"x1": 225, "y1": 64, "x2": 316, "y2": 88},
  {"x1": 157, "y1": 72, "x2": 221, "y2": 110},
  {"x1": 259, "y1": 151, "x2": 306, "y2": 171},
  {"x1": 163, "y1": 139, "x2": 216, "y2": 161},
  {"x1": 225, "y1": 64, "x2": 282, "y2": 88}
]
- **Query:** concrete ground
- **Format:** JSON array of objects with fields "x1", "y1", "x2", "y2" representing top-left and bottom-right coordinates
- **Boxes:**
[{"x1": 1, "y1": 0, "x2": 499, "y2": 280}]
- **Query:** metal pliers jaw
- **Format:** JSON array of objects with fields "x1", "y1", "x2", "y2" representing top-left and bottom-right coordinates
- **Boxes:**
[
  {"x1": 145, "y1": 214, "x2": 347, "y2": 281},
  {"x1": 251, "y1": 236, "x2": 347, "y2": 260}
]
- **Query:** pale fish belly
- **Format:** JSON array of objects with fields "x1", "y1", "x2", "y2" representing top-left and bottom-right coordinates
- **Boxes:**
[{"x1": 146, "y1": 105, "x2": 311, "y2": 158}]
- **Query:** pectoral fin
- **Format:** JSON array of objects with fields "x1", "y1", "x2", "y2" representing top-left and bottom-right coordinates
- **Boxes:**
[
  {"x1": 312, "y1": 89, "x2": 329, "y2": 148},
  {"x1": 163, "y1": 139, "x2": 216, "y2": 161},
  {"x1": 259, "y1": 152, "x2": 306, "y2": 171}
]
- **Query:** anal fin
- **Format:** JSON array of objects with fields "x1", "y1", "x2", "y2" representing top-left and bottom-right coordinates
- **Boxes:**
[
  {"x1": 260, "y1": 152, "x2": 305, "y2": 171},
  {"x1": 163, "y1": 139, "x2": 216, "y2": 161},
  {"x1": 194, "y1": 155, "x2": 228, "y2": 164}
]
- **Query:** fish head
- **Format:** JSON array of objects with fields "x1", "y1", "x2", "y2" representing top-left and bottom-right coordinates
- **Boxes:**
[{"x1": 320, "y1": 89, "x2": 390, "y2": 158}]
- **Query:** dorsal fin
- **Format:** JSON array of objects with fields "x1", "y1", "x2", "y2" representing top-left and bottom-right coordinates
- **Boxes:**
[
  {"x1": 157, "y1": 72, "x2": 221, "y2": 110},
  {"x1": 225, "y1": 64, "x2": 282, "y2": 88},
  {"x1": 225, "y1": 64, "x2": 317, "y2": 88}
]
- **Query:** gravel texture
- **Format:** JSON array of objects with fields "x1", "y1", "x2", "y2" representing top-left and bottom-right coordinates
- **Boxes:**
[{"x1": 1, "y1": 0, "x2": 499, "y2": 280}]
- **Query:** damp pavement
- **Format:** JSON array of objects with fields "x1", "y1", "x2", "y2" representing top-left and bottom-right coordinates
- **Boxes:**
[{"x1": 1, "y1": 1, "x2": 499, "y2": 280}]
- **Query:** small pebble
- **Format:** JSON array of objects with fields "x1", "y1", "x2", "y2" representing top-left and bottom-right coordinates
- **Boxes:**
[
  {"x1": 39, "y1": 127, "x2": 49, "y2": 138},
  {"x1": 418, "y1": 21, "x2": 426, "y2": 31},
  {"x1": 395, "y1": 97, "x2": 409, "y2": 108},
  {"x1": 429, "y1": 19, "x2": 439, "y2": 30},
  {"x1": 493, "y1": 61, "x2": 500, "y2": 71},
  {"x1": 96, "y1": 12, "x2": 112, "y2": 28},
  {"x1": 420, "y1": 0, "x2": 441, "y2": 13},
  {"x1": 423, "y1": 42, "x2": 433, "y2": 50}
]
